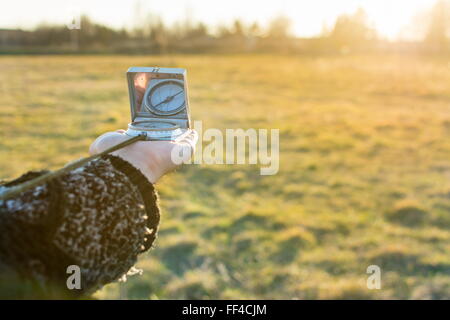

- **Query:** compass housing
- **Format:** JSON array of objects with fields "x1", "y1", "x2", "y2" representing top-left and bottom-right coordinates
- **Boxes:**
[{"x1": 126, "y1": 67, "x2": 191, "y2": 141}]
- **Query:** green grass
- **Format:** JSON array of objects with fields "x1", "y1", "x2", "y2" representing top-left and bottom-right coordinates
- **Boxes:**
[{"x1": 1, "y1": 54, "x2": 450, "y2": 299}]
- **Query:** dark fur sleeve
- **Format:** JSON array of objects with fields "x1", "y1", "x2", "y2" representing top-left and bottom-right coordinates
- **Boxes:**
[{"x1": 0, "y1": 155, "x2": 160, "y2": 299}]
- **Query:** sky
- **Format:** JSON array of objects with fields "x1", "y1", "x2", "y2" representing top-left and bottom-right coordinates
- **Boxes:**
[{"x1": 0, "y1": 0, "x2": 434, "y2": 40}]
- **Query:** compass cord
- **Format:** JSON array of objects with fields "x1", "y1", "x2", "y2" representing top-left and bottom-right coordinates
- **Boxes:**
[{"x1": 0, "y1": 133, "x2": 147, "y2": 201}]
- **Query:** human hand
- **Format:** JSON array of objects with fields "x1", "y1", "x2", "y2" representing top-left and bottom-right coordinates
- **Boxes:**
[{"x1": 89, "y1": 129, "x2": 198, "y2": 183}]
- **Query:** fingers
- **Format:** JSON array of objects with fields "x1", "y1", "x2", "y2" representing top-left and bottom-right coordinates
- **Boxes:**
[
  {"x1": 176, "y1": 129, "x2": 199, "y2": 154},
  {"x1": 170, "y1": 129, "x2": 198, "y2": 164}
]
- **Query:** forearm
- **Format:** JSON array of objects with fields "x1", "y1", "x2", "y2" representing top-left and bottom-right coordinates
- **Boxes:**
[{"x1": 0, "y1": 155, "x2": 160, "y2": 298}]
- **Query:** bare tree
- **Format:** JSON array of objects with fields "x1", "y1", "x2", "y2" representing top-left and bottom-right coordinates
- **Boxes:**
[
  {"x1": 328, "y1": 8, "x2": 377, "y2": 53},
  {"x1": 267, "y1": 15, "x2": 292, "y2": 39},
  {"x1": 425, "y1": 0, "x2": 450, "y2": 53}
]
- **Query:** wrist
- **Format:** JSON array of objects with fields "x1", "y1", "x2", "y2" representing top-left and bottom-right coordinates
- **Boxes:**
[{"x1": 111, "y1": 150, "x2": 158, "y2": 183}]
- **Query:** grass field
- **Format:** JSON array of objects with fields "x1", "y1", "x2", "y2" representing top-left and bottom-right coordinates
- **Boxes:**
[{"x1": 1, "y1": 54, "x2": 450, "y2": 299}]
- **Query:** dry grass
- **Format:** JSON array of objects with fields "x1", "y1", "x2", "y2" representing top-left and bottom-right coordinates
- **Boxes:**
[{"x1": 0, "y1": 54, "x2": 449, "y2": 299}]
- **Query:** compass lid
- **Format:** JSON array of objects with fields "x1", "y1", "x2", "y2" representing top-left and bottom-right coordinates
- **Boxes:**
[{"x1": 126, "y1": 67, "x2": 190, "y2": 129}]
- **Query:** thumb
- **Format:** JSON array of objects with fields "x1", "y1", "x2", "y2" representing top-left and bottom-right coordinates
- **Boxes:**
[{"x1": 89, "y1": 131, "x2": 127, "y2": 155}]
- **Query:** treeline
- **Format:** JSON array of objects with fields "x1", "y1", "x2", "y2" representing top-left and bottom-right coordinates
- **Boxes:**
[{"x1": 1, "y1": 1, "x2": 449, "y2": 55}]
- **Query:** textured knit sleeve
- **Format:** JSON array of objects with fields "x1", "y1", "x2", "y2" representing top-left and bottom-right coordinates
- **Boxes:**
[{"x1": 0, "y1": 155, "x2": 160, "y2": 299}]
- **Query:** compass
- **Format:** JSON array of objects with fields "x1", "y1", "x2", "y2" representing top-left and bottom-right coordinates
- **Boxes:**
[
  {"x1": 144, "y1": 80, "x2": 185, "y2": 115},
  {"x1": 125, "y1": 67, "x2": 191, "y2": 141}
]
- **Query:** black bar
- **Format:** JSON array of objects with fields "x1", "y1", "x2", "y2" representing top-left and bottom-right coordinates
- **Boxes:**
[{"x1": 0, "y1": 300, "x2": 447, "y2": 318}]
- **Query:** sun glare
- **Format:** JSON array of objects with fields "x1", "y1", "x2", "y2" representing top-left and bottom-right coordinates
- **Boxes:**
[
  {"x1": 286, "y1": 0, "x2": 432, "y2": 39},
  {"x1": 0, "y1": 0, "x2": 439, "y2": 40}
]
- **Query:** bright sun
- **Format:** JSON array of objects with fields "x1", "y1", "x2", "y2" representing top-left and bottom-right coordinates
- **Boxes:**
[{"x1": 286, "y1": 0, "x2": 432, "y2": 39}]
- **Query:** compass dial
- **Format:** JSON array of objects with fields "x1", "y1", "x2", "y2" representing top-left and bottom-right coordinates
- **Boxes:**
[{"x1": 144, "y1": 80, "x2": 185, "y2": 115}]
